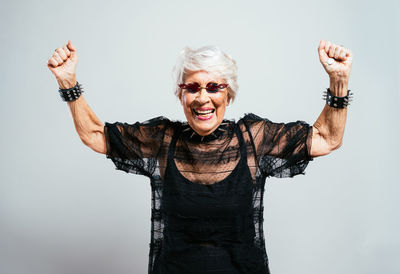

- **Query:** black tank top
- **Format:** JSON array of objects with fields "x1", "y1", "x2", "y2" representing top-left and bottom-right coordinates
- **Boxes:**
[{"x1": 153, "y1": 124, "x2": 270, "y2": 274}]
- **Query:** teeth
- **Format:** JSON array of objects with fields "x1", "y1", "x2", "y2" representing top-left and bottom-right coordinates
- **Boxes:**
[{"x1": 195, "y1": 109, "x2": 213, "y2": 114}]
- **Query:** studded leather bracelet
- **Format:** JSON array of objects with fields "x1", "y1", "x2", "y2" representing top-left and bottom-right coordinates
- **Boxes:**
[
  {"x1": 59, "y1": 81, "x2": 84, "y2": 102},
  {"x1": 322, "y1": 88, "x2": 353, "y2": 108}
]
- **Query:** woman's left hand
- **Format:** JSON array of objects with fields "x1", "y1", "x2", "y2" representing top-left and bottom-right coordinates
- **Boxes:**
[{"x1": 318, "y1": 40, "x2": 353, "y2": 81}]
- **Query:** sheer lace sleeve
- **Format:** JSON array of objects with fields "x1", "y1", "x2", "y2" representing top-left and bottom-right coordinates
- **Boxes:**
[
  {"x1": 242, "y1": 113, "x2": 313, "y2": 178},
  {"x1": 104, "y1": 116, "x2": 171, "y2": 177}
]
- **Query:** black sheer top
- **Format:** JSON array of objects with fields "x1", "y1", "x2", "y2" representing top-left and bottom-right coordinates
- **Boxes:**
[{"x1": 104, "y1": 113, "x2": 314, "y2": 274}]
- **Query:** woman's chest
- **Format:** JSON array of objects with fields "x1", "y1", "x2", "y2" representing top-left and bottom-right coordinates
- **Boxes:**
[{"x1": 162, "y1": 158, "x2": 253, "y2": 219}]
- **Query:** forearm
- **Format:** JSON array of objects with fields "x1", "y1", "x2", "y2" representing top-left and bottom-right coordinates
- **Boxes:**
[
  {"x1": 313, "y1": 78, "x2": 348, "y2": 150},
  {"x1": 49, "y1": 41, "x2": 105, "y2": 150},
  {"x1": 67, "y1": 94, "x2": 104, "y2": 146}
]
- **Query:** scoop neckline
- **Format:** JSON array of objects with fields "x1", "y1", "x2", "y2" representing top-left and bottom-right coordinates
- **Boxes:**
[{"x1": 169, "y1": 151, "x2": 244, "y2": 187}]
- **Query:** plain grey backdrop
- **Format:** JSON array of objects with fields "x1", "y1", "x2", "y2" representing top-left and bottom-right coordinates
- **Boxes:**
[{"x1": 1, "y1": 0, "x2": 399, "y2": 273}]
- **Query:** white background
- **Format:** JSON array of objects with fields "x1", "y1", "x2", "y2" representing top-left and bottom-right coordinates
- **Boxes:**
[{"x1": 1, "y1": 0, "x2": 399, "y2": 273}]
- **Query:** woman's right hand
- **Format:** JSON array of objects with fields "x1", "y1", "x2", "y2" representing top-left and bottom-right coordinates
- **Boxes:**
[{"x1": 47, "y1": 40, "x2": 78, "y2": 89}]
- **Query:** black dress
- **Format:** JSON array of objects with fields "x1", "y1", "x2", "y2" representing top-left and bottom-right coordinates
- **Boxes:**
[{"x1": 104, "y1": 113, "x2": 313, "y2": 274}]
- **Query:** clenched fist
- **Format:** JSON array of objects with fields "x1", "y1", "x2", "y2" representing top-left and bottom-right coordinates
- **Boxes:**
[
  {"x1": 318, "y1": 40, "x2": 353, "y2": 81},
  {"x1": 47, "y1": 40, "x2": 78, "y2": 89}
]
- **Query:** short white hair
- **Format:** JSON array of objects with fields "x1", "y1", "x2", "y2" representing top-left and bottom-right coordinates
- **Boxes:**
[{"x1": 172, "y1": 45, "x2": 238, "y2": 103}]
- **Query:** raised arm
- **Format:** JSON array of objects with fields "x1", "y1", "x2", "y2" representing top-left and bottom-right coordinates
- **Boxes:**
[
  {"x1": 310, "y1": 40, "x2": 353, "y2": 158},
  {"x1": 47, "y1": 40, "x2": 106, "y2": 154}
]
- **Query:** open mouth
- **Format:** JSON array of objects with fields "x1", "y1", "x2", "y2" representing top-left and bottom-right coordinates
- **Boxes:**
[{"x1": 193, "y1": 108, "x2": 215, "y2": 120}]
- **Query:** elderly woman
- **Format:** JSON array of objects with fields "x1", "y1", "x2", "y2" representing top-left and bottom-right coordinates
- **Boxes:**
[{"x1": 47, "y1": 40, "x2": 353, "y2": 274}]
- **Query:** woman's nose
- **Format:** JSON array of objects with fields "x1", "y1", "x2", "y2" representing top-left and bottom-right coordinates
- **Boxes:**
[{"x1": 195, "y1": 88, "x2": 210, "y2": 104}]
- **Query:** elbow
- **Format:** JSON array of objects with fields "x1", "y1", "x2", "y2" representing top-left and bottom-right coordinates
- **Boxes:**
[
  {"x1": 311, "y1": 126, "x2": 343, "y2": 157},
  {"x1": 77, "y1": 130, "x2": 94, "y2": 147},
  {"x1": 323, "y1": 130, "x2": 344, "y2": 153},
  {"x1": 83, "y1": 131, "x2": 107, "y2": 154},
  {"x1": 310, "y1": 137, "x2": 343, "y2": 158},
  {"x1": 330, "y1": 140, "x2": 343, "y2": 152},
  {"x1": 80, "y1": 135, "x2": 93, "y2": 147},
  {"x1": 78, "y1": 124, "x2": 106, "y2": 153}
]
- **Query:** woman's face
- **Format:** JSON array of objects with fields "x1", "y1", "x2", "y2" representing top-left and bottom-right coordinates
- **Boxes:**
[{"x1": 179, "y1": 70, "x2": 230, "y2": 136}]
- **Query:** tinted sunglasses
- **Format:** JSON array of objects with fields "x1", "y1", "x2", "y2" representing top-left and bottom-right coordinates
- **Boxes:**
[{"x1": 178, "y1": 82, "x2": 229, "y2": 94}]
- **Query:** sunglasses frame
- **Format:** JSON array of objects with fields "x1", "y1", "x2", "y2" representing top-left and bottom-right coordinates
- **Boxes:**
[{"x1": 178, "y1": 82, "x2": 229, "y2": 94}]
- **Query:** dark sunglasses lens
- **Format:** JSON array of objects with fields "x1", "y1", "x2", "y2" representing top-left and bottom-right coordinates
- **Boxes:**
[
  {"x1": 206, "y1": 83, "x2": 219, "y2": 93},
  {"x1": 186, "y1": 83, "x2": 199, "y2": 93}
]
